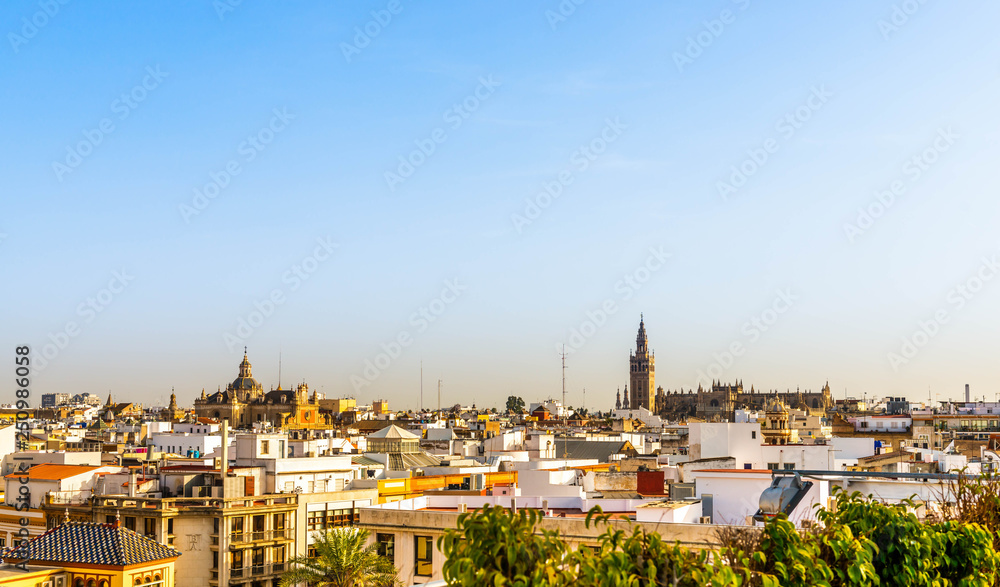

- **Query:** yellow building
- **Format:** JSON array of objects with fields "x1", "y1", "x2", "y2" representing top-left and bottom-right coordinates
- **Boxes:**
[
  {"x1": 327, "y1": 398, "x2": 357, "y2": 414},
  {"x1": 0, "y1": 520, "x2": 180, "y2": 587}
]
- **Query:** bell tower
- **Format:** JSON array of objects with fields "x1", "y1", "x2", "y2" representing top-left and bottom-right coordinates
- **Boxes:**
[{"x1": 629, "y1": 315, "x2": 656, "y2": 411}]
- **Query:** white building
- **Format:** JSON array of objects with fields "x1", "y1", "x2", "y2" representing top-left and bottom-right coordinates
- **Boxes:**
[{"x1": 149, "y1": 422, "x2": 225, "y2": 457}]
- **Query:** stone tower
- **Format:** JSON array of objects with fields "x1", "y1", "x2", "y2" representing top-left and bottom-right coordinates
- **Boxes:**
[{"x1": 629, "y1": 315, "x2": 656, "y2": 411}]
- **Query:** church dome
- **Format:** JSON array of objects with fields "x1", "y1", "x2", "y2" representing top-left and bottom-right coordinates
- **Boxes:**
[{"x1": 230, "y1": 349, "x2": 261, "y2": 391}]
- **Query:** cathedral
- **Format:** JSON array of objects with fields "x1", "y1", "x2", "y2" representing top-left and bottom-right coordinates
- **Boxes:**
[
  {"x1": 193, "y1": 349, "x2": 329, "y2": 429},
  {"x1": 615, "y1": 316, "x2": 834, "y2": 419}
]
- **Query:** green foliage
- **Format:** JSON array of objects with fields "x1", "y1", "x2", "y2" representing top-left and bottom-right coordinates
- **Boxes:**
[
  {"x1": 574, "y1": 509, "x2": 742, "y2": 587},
  {"x1": 930, "y1": 520, "x2": 998, "y2": 587},
  {"x1": 279, "y1": 527, "x2": 399, "y2": 587},
  {"x1": 818, "y1": 487, "x2": 1000, "y2": 587},
  {"x1": 439, "y1": 488, "x2": 1000, "y2": 587},
  {"x1": 439, "y1": 504, "x2": 574, "y2": 586},
  {"x1": 505, "y1": 396, "x2": 525, "y2": 414}
]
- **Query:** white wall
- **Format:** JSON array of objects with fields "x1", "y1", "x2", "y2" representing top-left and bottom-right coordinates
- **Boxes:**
[
  {"x1": 696, "y1": 471, "x2": 828, "y2": 527},
  {"x1": 689, "y1": 423, "x2": 763, "y2": 467}
]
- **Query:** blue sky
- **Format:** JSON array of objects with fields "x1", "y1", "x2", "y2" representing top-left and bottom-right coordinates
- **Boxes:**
[{"x1": 3, "y1": 1, "x2": 1000, "y2": 410}]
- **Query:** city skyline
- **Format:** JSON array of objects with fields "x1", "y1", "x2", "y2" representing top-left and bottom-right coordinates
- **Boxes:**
[{"x1": 4, "y1": 3, "x2": 1000, "y2": 408}]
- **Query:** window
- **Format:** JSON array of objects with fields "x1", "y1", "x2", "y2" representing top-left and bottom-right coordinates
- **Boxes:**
[
  {"x1": 274, "y1": 545, "x2": 286, "y2": 565},
  {"x1": 252, "y1": 547, "x2": 265, "y2": 569},
  {"x1": 376, "y1": 533, "x2": 395, "y2": 561},
  {"x1": 767, "y1": 463, "x2": 779, "y2": 471},
  {"x1": 124, "y1": 516, "x2": 136, "y2": 531},
  {"x1": 232, "y1": 550, "x2": 244, "y2": 569},
  {"x1": 274, "y1": 513, "x2": 285, "y2": 533},
  {"x1": 232, "y1": 516, "x2": 245, "y2": 541},
  {"x1": 307, "y1": 511, "x2": 324, "y2": 531},
  {"x1": 415, "y1": 535, "x2": 433, "y2": 576},
  {"x1": 261, "y1": 440, "x2": 270, "y2": 454},
  {"x1": 783, "y1": 463, "x2": 795, "y2": 470},
  {"x1": 167, "y1": 518, "x2": 174, "y2": 535},
  {"x1": 213, "y1": 550, "x2": 219, "y2": 568},
  {"x1": 253, "y1": 514, "x2": 265, "y2": 539},
  {"x1": 751, "y1": 431, "x2": 756, "y2": 439}
]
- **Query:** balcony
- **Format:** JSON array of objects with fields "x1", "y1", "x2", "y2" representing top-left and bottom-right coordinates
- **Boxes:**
[
  {"x1": 229, "y1": 563, "x2": 286, "y2": 581},
  {"x1": 229, "y1": 529, "x2": 292, "y2": 545}
]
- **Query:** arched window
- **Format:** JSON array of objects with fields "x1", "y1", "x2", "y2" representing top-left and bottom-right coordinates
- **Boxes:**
[
  {"x1": 75, "y1": 578, "x2": 84, "y2": 587},
  {"x1": 812, "y1": 398, "x2": 820, "y2": 409},
  {"x1": 86, "y1": 580, "x2": 96, "y2": 587},
  {"x1": 710, "y1": 399, "x2": 719, "y2": 408}
]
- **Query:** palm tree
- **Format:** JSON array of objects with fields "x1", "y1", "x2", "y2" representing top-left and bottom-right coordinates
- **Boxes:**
[{"x1": 279, "y1": 527, "x2": 399, "y2": 587}]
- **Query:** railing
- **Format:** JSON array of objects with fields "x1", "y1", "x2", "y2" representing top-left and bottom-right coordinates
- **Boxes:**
[
  {"x1": 44, "y1": 491, "x2": 92, "y2": 506},
  {"x1": 93, "y1": 494, "x2": 298, "y2": 511},
  {"x1": 230, "y1": 563, "x2": 286, "y2": 580},
  {"x1": 230, "y1": 529, "x2": 292, "y2": 543}
]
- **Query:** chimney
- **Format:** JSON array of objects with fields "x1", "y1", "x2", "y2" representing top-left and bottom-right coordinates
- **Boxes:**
[
  {"x1": 221, "y1": 419, "x2": 229, "y2": 499},
  {"x1": 128, "y1": 468, "x2": 137, "y2": 498},
  {"x1": 966, "y1": 384, "x2": 971, "y2": 403}
]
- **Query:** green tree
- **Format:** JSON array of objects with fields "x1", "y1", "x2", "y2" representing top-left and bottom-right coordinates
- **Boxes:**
[
  {"x1": 279, "y1": 527, "x2": 399, "y2": 587},
  {"x1": 505, "y1": 395, "x2": 525, "y2": 414},
  {"x1": 440, "y1": 504, "x2": 574, "y2": 586}
]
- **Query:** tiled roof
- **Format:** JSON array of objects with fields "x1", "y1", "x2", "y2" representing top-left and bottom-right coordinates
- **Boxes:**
[
  {"x1": 3, "y1": 464, "x2": 101, "y2": 481},
  {"x1": 3, "y1": 522, "x2": 180, "y2": 566}
]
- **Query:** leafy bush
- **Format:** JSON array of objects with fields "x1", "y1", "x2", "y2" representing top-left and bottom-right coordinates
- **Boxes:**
[
  {"x1": 439, "y1": 505, "x2": 575, "y2": 586},
  {"x1": 438, "y1": 488, "x2": 1000, "y2": 587}
]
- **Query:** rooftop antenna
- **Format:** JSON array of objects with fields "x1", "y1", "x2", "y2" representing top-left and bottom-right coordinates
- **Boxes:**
[
  {"x1": 278, "y1": 347, "x2": 282, "y2": 389},
  {"x1": 420, "y1": 361, "x2": 424, "y2": 413},
  {"x1": 560, "y1": 344, "x2": 568, "y2": 421},
  {"x1": 438, "y1": 379, "x2": 442, "y2": 414}
]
